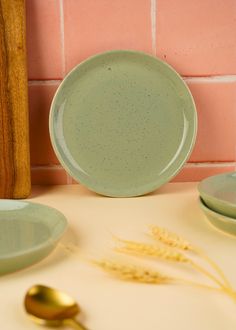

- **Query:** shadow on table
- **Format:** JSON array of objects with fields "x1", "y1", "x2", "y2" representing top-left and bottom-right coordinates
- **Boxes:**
[{"x1": 147, "y1": 182, "x2": 196, "y2": 197}]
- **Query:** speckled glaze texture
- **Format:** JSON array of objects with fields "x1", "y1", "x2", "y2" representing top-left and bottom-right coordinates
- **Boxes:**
[
  {"x1": 198, "y1": 172, "x2": 236, "y2": 219},
  {"x1": 50, "y1": 50, "x2": 197, "y2": 197},
  {"x1": 199, "y1": 198, "x2": 236, "y2": 237},
  {"x1": 0, "y1": 200, "x2": 67, "y2": 275}
]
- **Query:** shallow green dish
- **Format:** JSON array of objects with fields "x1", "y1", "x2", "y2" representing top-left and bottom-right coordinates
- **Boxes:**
[
  {"x1": 198, "y1": 172, "x2": 236, "y2": 219},
  {"x1": 199, "y1": 197, "x2": 236, "y2": 236},
  {"x1": 50, "y1": 50, "x2": 197, "y2": 197},
  {"x1": 0, "y1": 200, "x2": 67, "y2": 275}
]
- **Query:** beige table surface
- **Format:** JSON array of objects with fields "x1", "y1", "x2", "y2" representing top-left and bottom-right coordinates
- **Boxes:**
[{"x1": 1, "y1": 183, "x2": 236, "y2": 330}]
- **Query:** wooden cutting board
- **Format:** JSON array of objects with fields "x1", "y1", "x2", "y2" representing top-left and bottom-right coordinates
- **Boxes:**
[{"x1": 0, "y1": 0, "x2": 31, "y2": 198}]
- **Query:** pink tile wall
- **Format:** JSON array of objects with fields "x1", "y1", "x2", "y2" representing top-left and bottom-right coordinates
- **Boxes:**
[
  {"x1": 27, "y1": 0, "x2": 236, "y2": 185},
  {"x1": 29, "y1": 82, "x2": 60, "y2": 165},
  {"x1": 156, "y1": 0, "x2": 236, "y2": 76},
  {"x1": 26, "y1": 0, "x2": 63, "y2": 79},
  {"x1": 63, "y1": 0, "x2": 152, "y2": 72},
  {"x1": 187, "y1": 80, "x2": 236, "y2": 162}
]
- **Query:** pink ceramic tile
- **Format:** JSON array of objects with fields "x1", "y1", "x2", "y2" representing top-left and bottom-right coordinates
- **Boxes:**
[
  {"x1": 29, "y1": 82, "x2": 60, "y2": 165},
  {"x1": 173, "y1": 164, "x2": 235, "y2": 182},
  {"x1": 156, "y1": 0, "x2": 236, "y2": 75},
  {"x1": 31, "y1": 166, "x2": 68, "y2": 184},
  {"x1": 64, "y1": 0, "x2": 152, "y2": 72},
  {"x1": 187, "y1": 80, "x2": 236, "y2": 162},
  {"x1": 26, "y1": 0, "x2": 63, "y2": 79}
]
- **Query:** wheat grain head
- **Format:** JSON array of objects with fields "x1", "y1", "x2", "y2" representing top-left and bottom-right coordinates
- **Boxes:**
[
  {"x1": 115, "y1": 238, "x2": 189, "y2": 262},
  {"x1": 149, "y1": 225, "x2": 192, "y2": 250},
  {"x1": 93, "y1": 259, "x2": 171, "y2": 284}
]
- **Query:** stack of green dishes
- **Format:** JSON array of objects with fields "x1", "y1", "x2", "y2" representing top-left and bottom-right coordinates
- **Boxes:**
[{"x1": 198, "y1": 172, "x2": 236, "y2": 236}]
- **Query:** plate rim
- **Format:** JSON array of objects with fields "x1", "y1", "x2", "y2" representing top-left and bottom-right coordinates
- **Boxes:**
[
  {"x1": 49, "y1": 49, "x2": 198, "y2": 197},
  {"x1": 199, "y1": 197, "x2": 236, "y2": 224},
  {"x1": 0, "y1": 200, "x2": 67, "y2": 259},
  {"x1": 198, "y1": 172, "x2": 236, "y2": 210}
]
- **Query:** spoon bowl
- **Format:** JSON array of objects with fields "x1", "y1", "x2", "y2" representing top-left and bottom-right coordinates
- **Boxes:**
[{"x1": 24, "y1": 285, "x2": 87, "y2": 330}]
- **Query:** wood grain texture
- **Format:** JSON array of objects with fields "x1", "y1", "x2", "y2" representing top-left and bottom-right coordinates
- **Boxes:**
[{"x1": 0, "y1": 0, "x2": 30, "y2": 198}]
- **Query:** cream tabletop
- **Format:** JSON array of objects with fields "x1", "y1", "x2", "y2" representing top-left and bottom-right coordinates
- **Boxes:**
[{"x1": 1, "y1": 183, "x2": 236, "y2": 330}]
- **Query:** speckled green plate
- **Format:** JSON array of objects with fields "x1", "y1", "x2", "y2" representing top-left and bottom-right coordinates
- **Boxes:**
[
  {"x1": 0, "y1": 200, "x2": 67, "y2": 275},
  {"x1": 50, "y1": 50, "x2": 197, "y2": 197},
  {"x1": 198, "y1": 172, "x2": 236, "y2": 218},
  {"x1": 199, "y1": 197, "x2": 236, "y2": 236}
]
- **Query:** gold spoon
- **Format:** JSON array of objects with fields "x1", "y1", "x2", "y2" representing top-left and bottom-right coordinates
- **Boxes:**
[{"x1": 24, "y1": 284, "x2": 87, "y2": 330}]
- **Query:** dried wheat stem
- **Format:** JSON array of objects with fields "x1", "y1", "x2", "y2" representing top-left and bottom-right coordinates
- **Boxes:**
[
  {"x1": 149, "y1": 225, "x2": 233, "y2": 291},
  {"x1": 115, "y1": 238, "x2": 229, "y2": 291},
  {"x1": 93, "y1": 259, "x2": 236, "y2": 301},
  {"x1": 189, "y1": 260, "x2": 232, "y2": 292},
  {"x1": 114, "y1": 238, "x2": 189, "y2": 263},
  {"x1": 193, "y1": 247, "x2": 233, "y2": 291},
  {"x1": 59, "y1": 242, "x2": 80, "y2": 254},
  {"x1": 149, "y1": 225, "x2": 192, "y2": 250},
  {"x1": 175, "y1": 278, "x2": 221, "y2": 292},
  {"x1": 114, "y1": 236, "x2": 230, "y2": 290},
  {"x1": 175, "y1": 277, "x2": 236, "y2": 300},
  {"x1": 93, "y1": 259, "x2": 171, "y2": 284}
]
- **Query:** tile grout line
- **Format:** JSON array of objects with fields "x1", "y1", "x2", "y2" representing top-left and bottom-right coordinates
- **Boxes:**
[
  {"x1": 28, "y1": 74, "x2": 236, "y2": 85},
  {"x1": 234, "y1": 124, "x2": 236, "y2": 171},
  {"x1": 30, "y1": 167, "x2": 73, "y2": 184},
  {"x1": 31, "y1": 162, "x2": 236, "y2": 171},
  {"x1": 66, "y1": 175, "x2": 73, "y2": 184},
  {"x1": 186, "y1": 162, "x2": 236, "y2": 168},
  {"x1": 31, "y1": 165, "x2": 64, "y2": 170},
  {"x1": 150, "y1": 0, "x2": 157, "y2": 56},
  {"x1": 28, "y1": 80, "x2": 62, "y2": 86},
  {"x1": 59, "y1": 0, "x2": 66, "y2": 77},
  {"x1": 235, "y1": 145, "x2": 236, "y2": 171},
  {"x1": 184, "y1": 75, "x2": 236, "y2": 83}
]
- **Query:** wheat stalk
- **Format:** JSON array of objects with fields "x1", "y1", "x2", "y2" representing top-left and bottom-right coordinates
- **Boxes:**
[
  {"x1": 149, "y1": 225, "x2": 233, "y2": 292},
  {"x1": 114, "y1": 237, "x2": 229, "y2": 290},
  {"x1": 59, "y1": 242, "x2": 79, "y2": 253},
  {"x1": 193, "y1": 247, "x2": 233, "y2": 291},
  {"x1": 149, "y1": 225, "x2": 192, "y2": 250},
  {"x1": 93, "y1": 259, "x2": 236, "y2": 299},
  {"x1": 93, "y1": 259, "x2": 171, "y2": 284},
  {"x1": 114, "y1": 238, "x2": 189, "y2": 263}
]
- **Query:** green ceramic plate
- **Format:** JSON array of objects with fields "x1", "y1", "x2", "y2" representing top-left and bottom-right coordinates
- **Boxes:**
[
  {"x1": 0, "y1": 200, "x2": 67, "y2": 275},
  {"x1": 50, "y1": 50, "x2": 197, "y2": 197},
  {"x1": 199, "y1": 197, "x2": 236, "y2": 236},
  {"x1": 198, "y1": 172, "x2": 236, "y2": 219}
]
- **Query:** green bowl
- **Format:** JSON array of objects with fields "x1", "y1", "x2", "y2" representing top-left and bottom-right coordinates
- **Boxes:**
[
  {"x1": 198, "y1": 172, "x2": 236, "y2": 219},
  {"x1": 0, "y1": 200, "x2": 67, "y2": 275},
  {"x1": 199, "y1": 197, "x2": 236, "y2": 236}
]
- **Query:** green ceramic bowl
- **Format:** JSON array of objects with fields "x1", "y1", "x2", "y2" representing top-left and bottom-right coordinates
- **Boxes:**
[
  {"x1": 198, "y1": 172, "x2": 236, "y2": 219},
  {"x1": 50, "y1": 50, "x2": 197, "y2": 197},
  {"x1": 0, "y1": 200, "x2": 67, "y2": 275},
  {"x1": 199, "y1": 197, "x2": 236, "y2": 236}
]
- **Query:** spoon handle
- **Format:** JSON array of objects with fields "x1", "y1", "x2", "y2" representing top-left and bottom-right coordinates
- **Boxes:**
[{"x1": 64, "y1": 318, "x2": 88, "y2": 330}]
